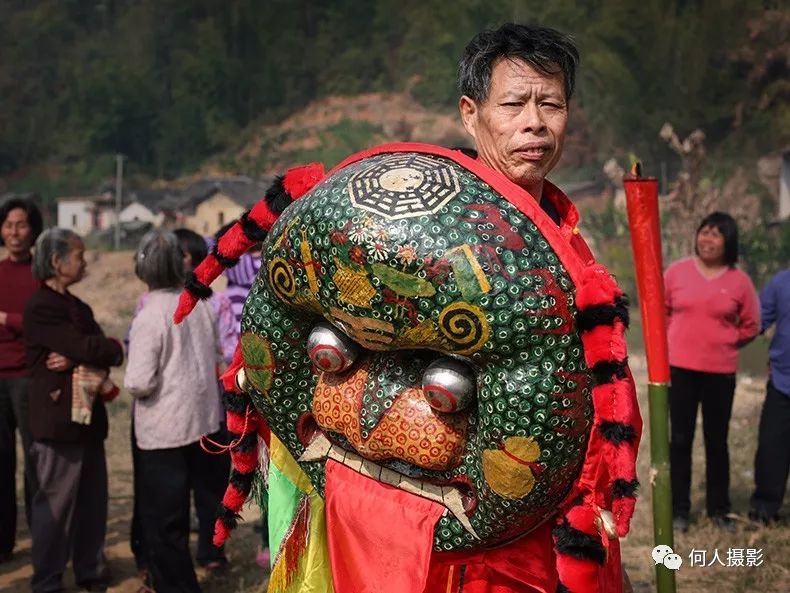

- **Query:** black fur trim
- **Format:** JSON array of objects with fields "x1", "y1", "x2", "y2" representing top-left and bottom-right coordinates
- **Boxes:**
[
  {"x1": 240, "y1": 210, "x2": 268, "y2": 243},
  {"x1": 576, "y1": 296, "x2": 630, "y2": 332},
  {"x1": 216, "y1": 504, "x2": 241, "y2": 528},
  {"x1": 265, "y1": 175, "x2": 293, "y2": 214},
  {"x1": 222, "y1": 390, "x2": 249, "y2": 415},
  {"x1": 185, "y1": 271, "x2": 212, "y2": 300},
  {"x1": 229, "y1": 469, "x2": 256, "y2": 493},
  {"x1": 590, "y1": 359, "x2": 628, "y2": 386},
  {"x1": 230, "y1": 430, "x2": 258, "y2": 453},
  {"x1": 554, "y1": 520, "x2": 606, "y2": 565},
  {"x1": 613, "y1": 478, "x2": 640, "y2": 498},
  {"x1": 212, "y1": 244, "x2": 240, "y2": 268},
  {"x1": 599, "y1": 421, "x2": 637, "y2": 445},
  {"x1": 556, "y1": 584, "x2": 571, "y2": 593}
]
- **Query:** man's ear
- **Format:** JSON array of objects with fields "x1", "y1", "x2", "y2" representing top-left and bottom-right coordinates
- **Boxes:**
[{"x1": 459, "y1": 95, "x2": 478, "y2": 140}]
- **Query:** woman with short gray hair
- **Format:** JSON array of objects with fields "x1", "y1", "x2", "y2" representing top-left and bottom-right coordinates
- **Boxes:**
[
  {"x1": 24, "y1": 227, "x2": 124, "y2": 593},
  {"x1": 32, "y1": 227, "x2": 80, "y2": 281},
  {"x1": 125, "y1": 229, "x2": 224, "y2": 593}
]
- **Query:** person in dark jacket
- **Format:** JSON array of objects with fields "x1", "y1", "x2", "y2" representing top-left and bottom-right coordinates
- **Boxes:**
[{"x1": 24, "y1": 228, "x2": 123, "y2": 593}]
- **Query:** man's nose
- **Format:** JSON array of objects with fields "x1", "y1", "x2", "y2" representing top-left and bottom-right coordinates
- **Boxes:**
[{"x1": 519, "y1": 103, "x2": 546, "y2": 132}]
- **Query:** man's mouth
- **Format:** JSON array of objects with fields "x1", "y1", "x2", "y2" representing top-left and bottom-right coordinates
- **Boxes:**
[
  {"x1": 514, "y1": 145, "x2": 550, "y2": 161},
  {"x1": 299, "y1": 430, "x2": 480, "y2": 539}
]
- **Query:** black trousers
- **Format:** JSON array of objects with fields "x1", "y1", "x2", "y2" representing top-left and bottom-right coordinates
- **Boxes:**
[
  {"x1": 30, "y1": 440, "x2": 108, "y2": 593},
  {"x1": 750, "y1": 381, "x2": 790, "y2": 518},
  {"x1": 669, "y1": 366, "x2": 736, "y2": 518},
  {"x1": 137, "y1": 436, "x2": 229, "y2": 593},
  {"x1": 0, "y1": 376, "x2": 36, "y2": 556}
]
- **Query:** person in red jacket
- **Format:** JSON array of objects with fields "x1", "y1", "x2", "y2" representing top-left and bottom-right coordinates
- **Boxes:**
[
  {"x1": 0, "y1": 196, "x2": 43, "y2": 562},
  {"x1": 664, "y1": 212, "x2": 760, "y2": 532},
  {"x1": 24, "y1": 228, "x2": 124, "y2": 593}
]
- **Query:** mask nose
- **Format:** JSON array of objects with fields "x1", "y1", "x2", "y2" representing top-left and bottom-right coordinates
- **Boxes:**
[{"x1": 311, "y1": 353, "x2": 470, "y2": 471}]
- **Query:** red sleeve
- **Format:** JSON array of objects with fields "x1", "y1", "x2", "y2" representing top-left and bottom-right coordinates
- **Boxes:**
[{"x1": 5, "y1": 312, "x2": 23, "y2": 333}]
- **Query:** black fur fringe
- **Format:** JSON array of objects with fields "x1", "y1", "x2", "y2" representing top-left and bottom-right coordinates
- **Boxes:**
[
  {"x1": 554, "y1": 520, "x2": 607, "y2": 565},
  {"x1": 598, "y1": 421, "x2": 637, "y2": 445},
  {"x1": 185, "y1": 271, "x2": 212, "y2": 300}
]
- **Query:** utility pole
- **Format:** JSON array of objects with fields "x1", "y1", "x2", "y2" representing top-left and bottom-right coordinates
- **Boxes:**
[{"x1": 114, "y1": 154, "x2": 124, "y2": 250}]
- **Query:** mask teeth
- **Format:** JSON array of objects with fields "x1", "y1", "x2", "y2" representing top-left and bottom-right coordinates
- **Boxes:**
[
  {"x1": 441, "y1": 487, "x2": 480, "y2": 540},
  {"x1": 298, "y1": 432, "x2": 332, "y2": 462},
  {"x1": 300, "y1": 432, "x2": 480, "y2": 540}
]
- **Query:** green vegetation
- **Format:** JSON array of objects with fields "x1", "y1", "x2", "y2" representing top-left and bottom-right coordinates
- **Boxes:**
[{"x1": 2, "y1": 1, "x2": 786, "y2": 196}]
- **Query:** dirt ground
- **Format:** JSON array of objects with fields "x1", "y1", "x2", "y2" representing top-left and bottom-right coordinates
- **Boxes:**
[{"x1": 1, "y1": 250, "x2": 788, "y2": 592}]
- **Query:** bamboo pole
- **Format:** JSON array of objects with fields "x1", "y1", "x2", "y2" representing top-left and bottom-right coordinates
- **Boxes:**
[{"x1": 623, "y1": 170, "x2": 676, "y2": 593}]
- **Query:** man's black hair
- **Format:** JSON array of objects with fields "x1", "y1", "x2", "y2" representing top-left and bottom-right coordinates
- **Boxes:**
[
  {"x1": 458, "y1": 23, "x2": 580, "y2": 102},
  {"x1": 695, "y1": 211, "x2": 739, "y2": 267},
  {"x1": 0, "y1": 196, "x2": 44, "y2": 245}
]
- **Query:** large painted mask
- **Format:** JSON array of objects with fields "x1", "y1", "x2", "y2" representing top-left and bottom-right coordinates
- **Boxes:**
[
  {"x1": 236, "y1": 145, "x2": 600, "y2": 552},
  {"x1": 176, "y1": 144, "x2": 641, "y2": 564}
]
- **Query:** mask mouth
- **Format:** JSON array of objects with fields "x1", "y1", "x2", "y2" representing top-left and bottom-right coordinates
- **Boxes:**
[{"x1": 299, "y1": 428, "x2": 480, "y2": 540}]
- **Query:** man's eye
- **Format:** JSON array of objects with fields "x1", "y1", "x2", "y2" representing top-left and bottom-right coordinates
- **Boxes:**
[
  {"x1": 307, "y1": 322, "x2": 360, "y2": 373},
  {"x1": 501, "y1": 102, "x2": 522, "y2": 107}
]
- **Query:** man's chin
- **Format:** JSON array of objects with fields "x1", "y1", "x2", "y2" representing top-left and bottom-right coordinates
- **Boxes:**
[{"x1": 505, "y1": 169, "x2": 545, "y2": 197}]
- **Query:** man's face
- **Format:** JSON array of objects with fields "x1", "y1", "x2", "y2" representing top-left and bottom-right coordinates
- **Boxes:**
[{"x1": 459, "y1": 58, "x2": 569, "y2": 198}]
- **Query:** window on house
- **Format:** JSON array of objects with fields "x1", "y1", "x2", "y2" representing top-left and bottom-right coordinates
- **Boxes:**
[
  {"x1": 218, "y1": 211, "x2": 225, "y2": 226},
  {"x1": 72, "y1": 214, "x2": 77, "y2": 227}
]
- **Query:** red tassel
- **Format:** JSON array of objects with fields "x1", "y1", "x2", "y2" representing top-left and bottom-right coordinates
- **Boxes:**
[
  {"x1": 556, "y1": 553, "x2": 601, "y2": 593},
  {"x1": 248, "y1": 200, "x2": 279, "y2": 233},
  {"x1": 213, "y1": 519, "x2": 232, "y2": 547},
  {"x1": 282, "y1": 163, "x2": 325, "y2": 198},
  {"x1": 220, "y1": 222, "x2": 254, "y2": 257},
  {"x1": 230, "y1": 448, "x2": 259, "y2": 474},
  {"x1": 576, "y1": 264, "x2": 622, "y2": 308},
  {"x1": 582, "y1": 321, "x2": 628, "y2": 365},
  {"x1": 227, "y1": 409, "x2": 259, "y2": 435},
  {"x1": 613, "y1": 496, "x2": 637, "y2": 538},
  {"x1": 174, "y1": 291, "x2": 199, "y2": 324},
  {"x1": 222, "y1": 483, "x2": 248, "y2": 511}
]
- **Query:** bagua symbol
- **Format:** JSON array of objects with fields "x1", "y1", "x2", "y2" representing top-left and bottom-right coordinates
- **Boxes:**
[{"x1": 652, "y1": 544, "x2": 683, "y2": 570}]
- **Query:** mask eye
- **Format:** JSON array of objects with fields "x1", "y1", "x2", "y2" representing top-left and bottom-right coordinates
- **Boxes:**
[
  {"x1": 422, "y1": 357, "x2": 476, "y2": 413},
  {"x1": 307, "y1": 322, "x2": 360, "y2": 373}
]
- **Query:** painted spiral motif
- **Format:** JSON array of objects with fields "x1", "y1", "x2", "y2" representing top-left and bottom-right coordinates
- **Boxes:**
[
  {"x1": 437, "y1": 302, "x2": 490, "y2": 355},
  {"x1": 267, "y1": 256, "x2": 296, "y2": 302}
]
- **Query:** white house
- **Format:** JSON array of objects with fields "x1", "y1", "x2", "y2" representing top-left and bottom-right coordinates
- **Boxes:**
[{"x1": 57, "y1": 195, "x2": 113, "y2": 236}]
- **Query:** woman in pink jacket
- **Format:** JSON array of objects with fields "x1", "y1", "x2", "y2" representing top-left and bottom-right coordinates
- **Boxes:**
[{"x1": 665, "y1": 212, "x2": 760, "y2": 532}]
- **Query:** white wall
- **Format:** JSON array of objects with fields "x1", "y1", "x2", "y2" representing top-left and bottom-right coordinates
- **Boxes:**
[
  {"x1": 120, "y1": 202, "x2": 157, "y2": 224},
  {"x1": 57, "y1": 201, "x2": 94, "y2": 236}
]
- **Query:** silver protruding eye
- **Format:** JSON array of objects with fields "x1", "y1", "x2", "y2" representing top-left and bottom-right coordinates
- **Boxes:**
[
  {"x1": 307, "y1": 322, "x2": 360, "y2": 373},
  {"x1": 422, "y1": 357, "x2": 476, "y2": 413}
]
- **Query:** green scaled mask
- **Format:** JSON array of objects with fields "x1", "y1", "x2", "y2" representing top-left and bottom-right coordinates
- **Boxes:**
[{"x1": 238, "y1": 146, "x2": 596, "y2": 552}]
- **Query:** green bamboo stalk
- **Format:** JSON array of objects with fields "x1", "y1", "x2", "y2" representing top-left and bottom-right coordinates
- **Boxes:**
[{"x1": 648, "y1": 381, "x2": 676, "y2": 593}]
